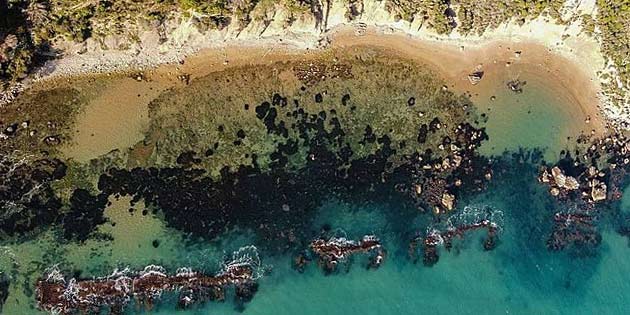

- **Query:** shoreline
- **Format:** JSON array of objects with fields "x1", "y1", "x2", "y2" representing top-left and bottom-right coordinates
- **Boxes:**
[
  {"x1": 53, "y1": 29, "x2": 604, "y2": 163},
  {"x1": 4, "y1": 2, "x2": 612, "y2": 135},
  {"x1": 327, "y1": 26, "x2": 606, "y2": 133}
]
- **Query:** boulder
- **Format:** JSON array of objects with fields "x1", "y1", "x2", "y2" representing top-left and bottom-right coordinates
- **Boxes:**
[
  {"x1": 550, "y1": 166, "x2": 579, "y2": 190},
  {"x1": 467, "y1": 71, "x2": 484, "y2": 85},
  {"x1": 591, "y1": 183, "x2": 607, "y2": 202},
  {"x1": 564, "y1": 176, "x2": 580, "y2": 190},
  {"x1": 551, "y1": 166, "x2": 566, "y2": 187},
  {"x1": 441, "y1": 193, "x2": 455, "y2": 211}
]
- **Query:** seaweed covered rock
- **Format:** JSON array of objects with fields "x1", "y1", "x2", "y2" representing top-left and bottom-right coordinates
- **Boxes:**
[
  {"x1": 61, "y1": 189, "x2": 109, "y2": 241},
  {"x1": 71, "y1": 50, "x2": 494, "y2": 250},
  {"x1": 0, "y1": 274, "x2": 8, "y2": 314},
  {"x1": 0, "y1": 152, "x2": 65, "y2": 236}
]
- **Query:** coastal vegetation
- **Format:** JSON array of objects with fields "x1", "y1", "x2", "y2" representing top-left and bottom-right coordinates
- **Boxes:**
[
  {"x1": 595, "y1": 0, "x2": 630, "y2": 113},
  {"x1": 455, "y1": 0, "x2": 565, "y2": 34},
  {"x1": 3, "y1": 3, "x2": 630, "y2": 314},
  {"x1": 0, "y1": 0, "x2": 311, "y2": 85},
  {"x1": 1, "y1": 0, "x2": 629, "y2": 112}
]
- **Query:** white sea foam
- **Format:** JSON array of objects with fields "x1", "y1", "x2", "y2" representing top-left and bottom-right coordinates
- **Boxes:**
[
  {"x1": 220, "y1": 245, "x2": 266, "y2": 280},
  {"x1": 445, "y1": 204, "x2": 505, "y2": 233}
]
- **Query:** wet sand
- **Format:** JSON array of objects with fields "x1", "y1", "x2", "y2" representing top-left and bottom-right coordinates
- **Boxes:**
[
  {"x1": 56, "y1": 46, "x2": 313, "y2": 162},
  {"x1": 63, "y1": 78, "x2": 158, "y2": 162},
  {"x1": 328, "y1": 27, "x2": 606, "y2": 135},
  {"x1": 46, "y1": 27, "x2": 606, "y2": 162}
]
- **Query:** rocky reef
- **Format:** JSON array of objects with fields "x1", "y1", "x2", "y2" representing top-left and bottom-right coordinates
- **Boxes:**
[
  {"x1": 36, "y1": 247, "x2": 264, "y2": 314},
  {"x1": 409, "y1": 205, "x2": 503, "y2": 266},
  {"x1": 536, "y1": 131, "x2": 630, "y2": 253},
  {"x1": 295, "y1": 234, "x2": 385, "y2": 273},
  {"x1": 0, "y1": 48, "x2": 502, "y2": 312},
  {"x1": 546, "y1": 211, "x2": 601, "y2": 251},
  {"x1": 539, "y1": 132, "x2": 630, "y2": 204},
  {"x1": 0, "y1": 151, "x2": 66, "y2": 236},
  {"x1": 49, "y1": 52, "x2": 494, "y2": 253}
]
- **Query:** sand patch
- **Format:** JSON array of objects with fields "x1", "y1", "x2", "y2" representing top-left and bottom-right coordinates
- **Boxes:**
[
  {"x1": 61, "y1": 78, "x2": 162, "y2": 162},
  {"x1": 328, "y1": 28, "x2": 604, "y2": 130},
  {"x1": 27, "y1": 27, "x2": 607, "y2": 163}
]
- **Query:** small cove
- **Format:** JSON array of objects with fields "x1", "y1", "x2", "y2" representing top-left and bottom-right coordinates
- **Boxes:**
[{"x1": 0, "y1": 40, "x2": 624, "y2": 315}]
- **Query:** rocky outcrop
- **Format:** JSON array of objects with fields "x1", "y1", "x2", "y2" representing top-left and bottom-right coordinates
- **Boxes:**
[
  {"x1": 539, "y1": 165, "x2": 606, "y2": 203},
  {"x1": 296, "y1": 234, "x2": 386, "y2": 273},
  {"x1": 37, "y1": 247, "x2": 263, "y2": 314}
]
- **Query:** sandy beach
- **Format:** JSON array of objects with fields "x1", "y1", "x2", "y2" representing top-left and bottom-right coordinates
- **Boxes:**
[
  {"x1": 43, "y1": 23, "x2": 605, "y2": 162},
  {"x1": 2, "y1": 0, "x2": 608, "y2": 163},
  {"x1": 328, "y1": 26, "x2": 606, "y2": 131}
]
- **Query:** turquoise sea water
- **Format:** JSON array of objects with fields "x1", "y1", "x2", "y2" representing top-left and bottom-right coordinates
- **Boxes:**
[
  {"x1": 2, "y1": 60, "x2": 628, "y2": 315},
  {"x1": 111, "y1": 174, "x2": 630, "y2": 315},
  {"x1": 155, "y1": 82, "x2": 627, "y2": 315},
  {"x1": 135, "y1": 169, "x2": 630, "y2": 315}
]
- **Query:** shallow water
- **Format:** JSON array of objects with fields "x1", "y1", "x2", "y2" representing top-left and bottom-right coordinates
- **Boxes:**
[
  {"x1": 0, "y1": 47, "x2": 628, "y2": 315},
  {"x1": 476, "y1": 69, "x2": 589, "y2": 161}
]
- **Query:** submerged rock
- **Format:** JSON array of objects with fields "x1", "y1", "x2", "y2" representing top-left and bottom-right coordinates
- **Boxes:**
[
  {"x1": 37, "y1": 259, "x2": 261, "y2": 314},
  {"x1": 0, "y1": 274, "x2": 8, "y2": 313},
  {"x1": 467, "y1": 65, "x2": 484, "y2": 85},
  {"x1": 440, "y1": 193, "x2": 455, "y2": 211},
  {"x1": 547, "y1": 212, "x2": 600, "y2": 251},
  {"x1": 506, "y1": 79, "x2": 526, "y2": 93},
  {"x1": 304, "y1": 234, "x2": 385, "y2": 273},
  {"x1": 467, "y1": 72, "x2": 483, "y2": 85}
]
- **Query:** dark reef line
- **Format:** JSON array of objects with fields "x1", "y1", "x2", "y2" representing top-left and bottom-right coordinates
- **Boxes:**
[{"x1": 3, "y1": 51, "x2": 630, "y2": 314}]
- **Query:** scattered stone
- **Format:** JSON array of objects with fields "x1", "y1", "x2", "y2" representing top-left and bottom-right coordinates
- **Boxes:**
[
  {"x1": 43, "y1": 135, "x2": 61, "y2": 146},
  {"x1": 414, "y1": 184, "x2": 422, "y2": 195},
  {"x1": 440, "y1": 193, "x2": 455, "y2": 211},
  {"x1": 408, "y1": 97, "x2": 416, "y2": 106},
  {"x1": 4, "y1": 123, "x2": 17, "y2": 135},
  {"x1": 314, "y1": 93, "x2": 323, "y2": 103},
  {"x1": 467, "y1": 66, "x2": 484, "y2": 85},
  {"x1": 341, "y1": 94, "x2": 350, "y2": 106},
  {"x1": 507, "y1": 79, "x2": 526, "y2": 93},
  {"x1": 178, "y1": 74, "x2": 190, "y2": 85},
  {"x1": 237, "y1": 129, "x2": 246, "y2": 139}
]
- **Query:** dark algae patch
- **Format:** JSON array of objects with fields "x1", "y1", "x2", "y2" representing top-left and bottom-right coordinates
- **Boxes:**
[
  {"x1": 82, "y1": 48, "x2": 491, "y2": 253},
  {"x1": 0, "y1": 153, "x2": 66, "y2": 236},
  {"x1": 0, "y1": 274, "x2": 8, "y2": 313},
  {"x1": 3, "y1": 46, "x2": 630, "y2": 314}
]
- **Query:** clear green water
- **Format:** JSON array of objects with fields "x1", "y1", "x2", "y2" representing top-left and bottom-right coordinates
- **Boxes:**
[
  {"x1": 478, "y1": 72, "x2": 587, "y2": 161},
  {"x1": 5, "y1": 156, "x2": 628, "y2": 315},
  {"x1": 126, "y1": 168, "x2": 630, "y2": 315},
  {"x1": 1, "y1": 61, "x2": 627, "y2": 315}
]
